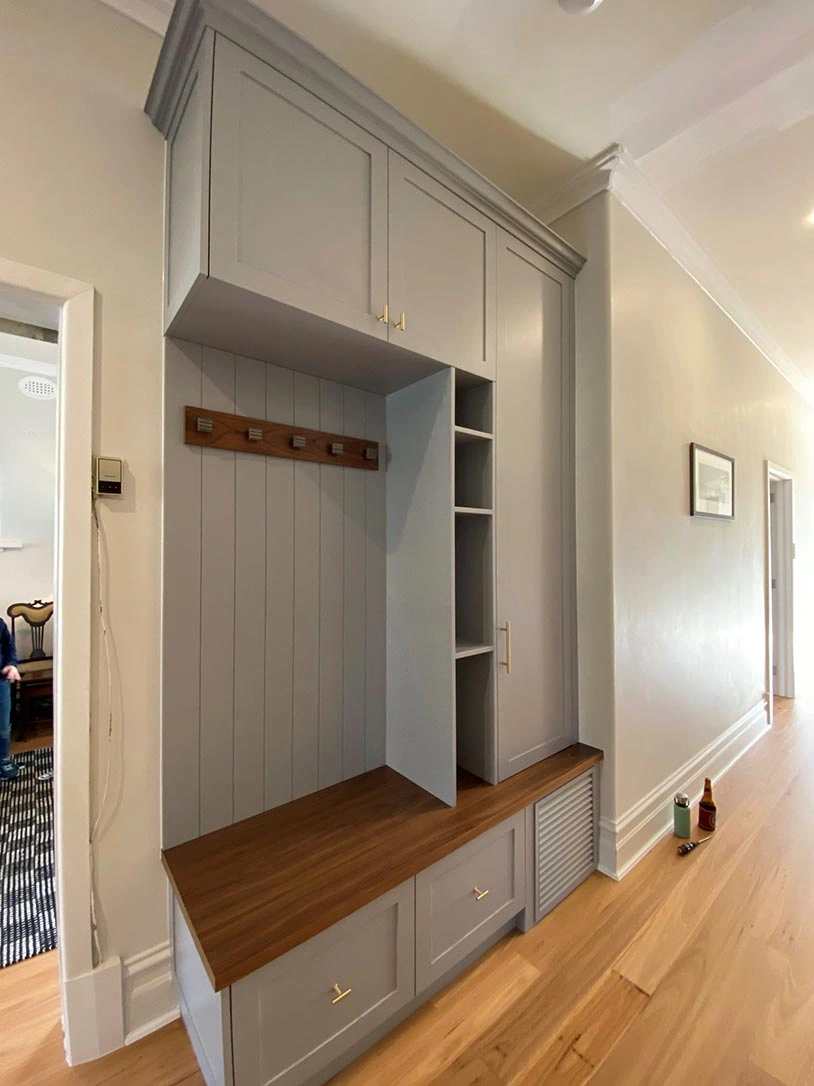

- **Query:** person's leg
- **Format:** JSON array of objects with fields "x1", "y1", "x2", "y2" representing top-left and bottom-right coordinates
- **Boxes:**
[{"x1": 0, "y1": 681, "x2": 18, "y2": 779}]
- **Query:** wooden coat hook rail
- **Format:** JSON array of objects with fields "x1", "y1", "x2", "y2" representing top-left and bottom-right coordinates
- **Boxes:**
[{"x1": 184, "y1": 406, "x2": 380, "y2": 470}]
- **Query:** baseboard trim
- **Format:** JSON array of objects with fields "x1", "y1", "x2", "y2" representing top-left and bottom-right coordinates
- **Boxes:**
[
  {"x1": 598, "y1": 700, "x2": 768, "y2": 881},
  {"x1": 62, "y1": 955, "x2": 124, "y2": 1064},
  {"x1": 123, "y1": 941, "x2": 179, "y2": 1045}
]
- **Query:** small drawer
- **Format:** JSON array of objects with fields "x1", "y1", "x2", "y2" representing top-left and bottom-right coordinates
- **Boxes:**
[
  {"x1": 415, "y1": 813, "x2": 525, "y2": 992},
  {"x1": 231, "y1": 880, "x2": 414, "y2": 1086}
]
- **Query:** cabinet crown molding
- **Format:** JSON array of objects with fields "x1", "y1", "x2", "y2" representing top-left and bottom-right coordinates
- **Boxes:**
[
  {"x1": 144, "y1": 0, "x2": 585, "y2": 279},
  {"x1": 532, "y1": 143, "x2": 814, "y2": 408}
]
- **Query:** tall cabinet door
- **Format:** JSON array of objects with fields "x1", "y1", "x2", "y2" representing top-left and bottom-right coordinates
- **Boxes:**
[
  {"x1": 209, "y1": 35, "x2": 389, "y2": 340},
  {"x1": 388, "y1": 153, "x2": 496, "y2": 379},
  {"x1": 495, "y1": 231, "x2": 575, "y2": 781}
]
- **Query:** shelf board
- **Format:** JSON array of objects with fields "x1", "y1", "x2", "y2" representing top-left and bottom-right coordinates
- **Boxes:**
[
  {"x1": 454, "y1": 425, "x2": 493, "y2": 443},
  {"x1": 454, "y1": 506, "x2": 493, "y2": 516},
  {"x1": 455, "y1": 641, "x2": 494, "y2": 660}
]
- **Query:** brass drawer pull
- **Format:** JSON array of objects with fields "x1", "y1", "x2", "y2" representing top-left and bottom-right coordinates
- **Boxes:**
[
  {"x1": 392, "y1": 311, "x2": 406, "y2": 331},
  {"x1": 331, "y1": 983, "x2": 352, "y2": 1004},
  {"x1": 377, "y1": 303, "x2": 389, "y2": 324},
  {"x1": 474, "y1": 887, "x2": 490, "y2": 901}
]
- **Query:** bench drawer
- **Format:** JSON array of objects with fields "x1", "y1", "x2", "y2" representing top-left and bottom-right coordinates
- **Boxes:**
[
  {"x1": 415, "y1": 813, "x2": 525, "y2": 991},
  {"x1": 231, "y1": 880, "x2": 414, "y2": 1086}
]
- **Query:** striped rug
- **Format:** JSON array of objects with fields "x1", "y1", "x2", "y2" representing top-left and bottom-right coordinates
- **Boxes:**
[{"x1": 0, "y1": 747, "x2": 57, "y2": 968}]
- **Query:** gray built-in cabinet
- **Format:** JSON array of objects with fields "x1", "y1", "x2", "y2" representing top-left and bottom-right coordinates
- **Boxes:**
[
  {"x1": 153, "y1": 0, "x2": 583, "y2": 834},
  {"x1": 149, "y1": 1, "x2": 591, "y2": 1081}
]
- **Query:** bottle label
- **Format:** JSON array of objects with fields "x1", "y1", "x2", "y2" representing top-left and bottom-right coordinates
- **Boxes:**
[{"x1": 698, "y1": 806, "x2": 716, "y2": 831}]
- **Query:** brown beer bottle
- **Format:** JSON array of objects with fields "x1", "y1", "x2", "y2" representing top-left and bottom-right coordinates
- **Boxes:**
[{"x1": 698, "y1": 777, "x2": 717, "y2": 831}]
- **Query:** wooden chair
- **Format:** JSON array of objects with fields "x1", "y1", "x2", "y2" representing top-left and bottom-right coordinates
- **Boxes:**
[{"x1": 6, "y1": 601, "x2": 54, "y2": 738}]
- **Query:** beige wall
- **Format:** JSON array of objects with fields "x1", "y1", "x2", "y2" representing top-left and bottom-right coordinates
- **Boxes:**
[
  {"x1": 0, "y1": 0, "x2": 165, "y2": 971},
  {"x1": 555, "y1": 193, "x2": 814, "y2": 836},
  {"x1": 609, "y1": 199, "x2": 813, "y2": 815}
]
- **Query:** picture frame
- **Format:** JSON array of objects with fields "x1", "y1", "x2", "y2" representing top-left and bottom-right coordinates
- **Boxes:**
[{"x1": 690, "y1": 443, "x2": 734, "y2": 520}]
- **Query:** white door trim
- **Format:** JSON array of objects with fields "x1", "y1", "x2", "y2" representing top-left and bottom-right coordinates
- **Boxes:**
[
  {"x1": 0, "y1": 256, "x2": 124, "y2": 1063},
  {"x1": 765, "y1": 460, "x2": 796, "y2": 725}
]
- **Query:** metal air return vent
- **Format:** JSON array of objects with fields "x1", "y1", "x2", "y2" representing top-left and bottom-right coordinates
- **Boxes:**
[
  {"x1": 18, "y1": 375, "x2": 57, "y2": 401},
  {"x1": 534, "y1": 767, "x2": 598, "y2": 922}
]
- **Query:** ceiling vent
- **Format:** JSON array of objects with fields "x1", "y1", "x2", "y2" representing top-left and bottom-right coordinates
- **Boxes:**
[{"x1": 18, "y1": 375, "x2": 57, "y2": 401}]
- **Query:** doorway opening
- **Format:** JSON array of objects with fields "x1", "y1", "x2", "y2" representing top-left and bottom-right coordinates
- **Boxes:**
[
  {"x1": 766, "y1": 461, "x2": 795, "y2": 726},
  {"x1": 0, "y1": 309, "x2": 59, "y2": 970}
]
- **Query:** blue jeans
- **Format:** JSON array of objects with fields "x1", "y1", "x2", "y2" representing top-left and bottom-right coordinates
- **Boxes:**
[{"x1": 0, "y1": 681, "x2": 10, "y2": 763}]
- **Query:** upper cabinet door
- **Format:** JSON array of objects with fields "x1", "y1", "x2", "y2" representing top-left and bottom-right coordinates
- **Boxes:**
[
  {"x1": 495, "y1": 231, "x2": 575, "y2": 781},
  {"x1": 209, "y1": 36, "x2": 389, "y2": 341},
  {"x1": 388, "y1": 153, "x2": 496, "y2": 379}
]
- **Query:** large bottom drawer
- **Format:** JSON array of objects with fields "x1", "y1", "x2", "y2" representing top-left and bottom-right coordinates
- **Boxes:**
[
  {"x1": 415, "y1": 812, "x2": 525, "y2": 992},
  {"x1": 231, "y1": 880, "x2": 415, "y2": 1086}
]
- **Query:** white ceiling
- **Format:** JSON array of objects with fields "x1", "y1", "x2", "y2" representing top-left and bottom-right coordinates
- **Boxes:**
[{"x1": 106, "y1": 0, "x2": 814, "y2": 385}]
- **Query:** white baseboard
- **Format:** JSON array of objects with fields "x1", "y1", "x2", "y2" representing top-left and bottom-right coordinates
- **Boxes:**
[
  {"x1": 62, "y1": 956, "x2": 124, "y2": 1064},
  {"x1": 123, "y1": 941, "x2": 179, "y2": 1045},
  {"x1": 598, "y1": 700, "x2": 769, "y2": 881}
]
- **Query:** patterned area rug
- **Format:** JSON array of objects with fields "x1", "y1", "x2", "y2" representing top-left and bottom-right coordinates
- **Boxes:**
[{"x1": 0, "y1": 747, "x2": 57, "y2": 967}]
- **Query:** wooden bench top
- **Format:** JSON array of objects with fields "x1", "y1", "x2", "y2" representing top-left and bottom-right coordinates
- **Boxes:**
[{"x1": 163, "y1": 743, "x2": 602, "y2": 991}]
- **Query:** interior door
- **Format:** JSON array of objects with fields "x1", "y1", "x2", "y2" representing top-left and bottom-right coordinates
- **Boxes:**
[
  {"x1": 388, "y1": 152, "x2": 495, "y2": 379},
  {"x1": 209, "y1": 35, "x2": 389, "y2": 340},
  {"x1": 495, "y1": 231, "x2": 575, "y2": 781}
]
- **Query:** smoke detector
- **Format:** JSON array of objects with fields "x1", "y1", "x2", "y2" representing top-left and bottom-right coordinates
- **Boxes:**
[
  {"x1": 559, "y1": 0, "x2": 605, "y2": 12},
  {"x1": 18, "y1": 375, "x2": 57, "y2": 401}
]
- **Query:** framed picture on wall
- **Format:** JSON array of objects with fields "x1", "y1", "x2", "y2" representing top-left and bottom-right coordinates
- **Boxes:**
[{"x1": 690, "y1": 443, "x2": 734, "y2": 519}]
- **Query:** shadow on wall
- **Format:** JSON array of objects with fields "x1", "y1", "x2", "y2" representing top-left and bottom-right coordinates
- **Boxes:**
[{"x1": 250, "y1": 0, "x2": 582, "y2": 208}]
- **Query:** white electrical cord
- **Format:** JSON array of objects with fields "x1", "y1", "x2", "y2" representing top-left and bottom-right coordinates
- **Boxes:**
[{"x1": 89, "y1": 498, "x2": 116, "y2": 966}]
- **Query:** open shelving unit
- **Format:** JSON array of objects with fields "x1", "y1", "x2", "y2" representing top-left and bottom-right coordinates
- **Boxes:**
[{"x1": 454, "y1": 372, "x2": 496, "y2": 786}]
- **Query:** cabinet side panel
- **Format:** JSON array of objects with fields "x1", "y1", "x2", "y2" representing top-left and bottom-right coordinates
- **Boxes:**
[
  {"x1": 173, "y1": 900, "x2": 231, "y2": 1086},
  {"x1": 163, "y1": 339, "x2": 203, "y2": 848},
  {"x1": 386, "y1": 369, "x2": 456, "y2": 805},
  {"x1": 166, "y1": 32, "x2": 211, "y2": 326},
  {"x1": 233, "y1": 356, "x2": 268, "y2": 822}
]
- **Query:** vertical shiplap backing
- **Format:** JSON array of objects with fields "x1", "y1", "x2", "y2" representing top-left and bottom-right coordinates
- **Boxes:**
[{"x1": 163, "y1": 342, "x2": 387, "y2": 846}]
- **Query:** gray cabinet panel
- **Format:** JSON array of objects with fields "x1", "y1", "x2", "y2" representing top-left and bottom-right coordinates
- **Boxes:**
[
  {"x1": 496, "y1": 232, "x2": 575, "y2": 781},
  {"x1": 389, "y1": 153, "x2": 496, "y2": 379},
  {"x1": 231, "y1": 881, "x2": 414, "y2": 1086},
  {"x1": 210, "y1": 35, "x2": 388, "y2": 341},
  {"x1": 415, "y1": 813, "x2": 524, "y2": 992},
  {"x1": 165, "y1": 30, "x2": 212, "y2": 327}
]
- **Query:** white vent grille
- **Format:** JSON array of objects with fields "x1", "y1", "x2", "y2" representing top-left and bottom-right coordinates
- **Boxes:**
[
  {"x1": 18, "y1": 375, "x2": 57, "y2": 401},
  {"x1": 535, "y1": 768, "x2": 597, "y2": 922}
]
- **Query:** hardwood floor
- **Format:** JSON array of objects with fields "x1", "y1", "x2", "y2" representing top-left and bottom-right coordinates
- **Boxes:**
[{"x1": 1, "y1": 695, "x2": 809, "y2": 1085}]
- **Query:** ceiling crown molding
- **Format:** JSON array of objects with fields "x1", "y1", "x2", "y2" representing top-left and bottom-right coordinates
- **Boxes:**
[
  {"x1": 533, "y1": 145, "x2": 814, "y2": 407},
  {"x1": 98, "y1": 0, "x2": 173, "y2": 36}
]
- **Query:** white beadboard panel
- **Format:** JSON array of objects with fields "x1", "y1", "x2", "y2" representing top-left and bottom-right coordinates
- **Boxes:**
[
  {"x1": 292, "y1": 373, "x2": 321, "y2": 800},
  {"x1": 162, "y1": 349, "x2": 387, "y2": 842},
  {"x1": 233, "y1": 356, "x2": 268, "y2": 823},
  {"x1": 343, "y1": 387, "x2": 367, "y2": 780},
  {"x1": 162, "y1": 338, "x2": 202, "y2": 848},
  {"x1": 364, "y1": 392, "x2": 387, "y2": 770},
  {"x1": 199, "y1": 347, "x2": 237, "y2": 835},
  {"x1": 319, "y1": 381, "x2": 345, "y2": 789},
  {"x1": 264, "y1": 364, "x2": 295, "y2": 811}
]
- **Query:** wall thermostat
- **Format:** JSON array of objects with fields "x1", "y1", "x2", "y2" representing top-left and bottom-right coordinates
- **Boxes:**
[{"x1": 95, "y1": 456, "x2": 123, "y2": 497}]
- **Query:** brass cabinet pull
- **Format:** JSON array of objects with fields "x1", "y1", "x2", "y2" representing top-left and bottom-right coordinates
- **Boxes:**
[
  {"x1": 392, "y1": 311, "x2": 406, "y2": 331},
  {"x1": 377, "y1": 303, "x2": 389, "y2": 324},
  {"x1": 474, "y1": 887, "x2": 490, "y2": 901},
  {"x1": 331, "y1": 983, "x2": 352, "y2": 1004},
  {"x1": 499, "y1": 620, "x2": 512, "y2": 674}
]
